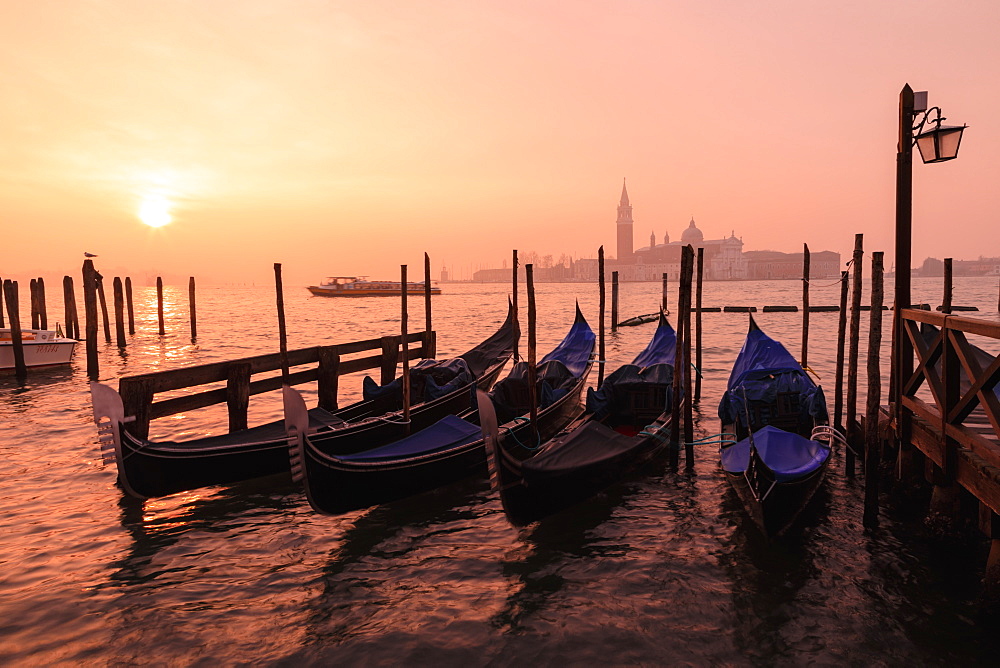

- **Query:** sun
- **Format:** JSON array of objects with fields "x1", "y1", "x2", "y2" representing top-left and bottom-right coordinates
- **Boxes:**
[{"x1": 138, "y1": 196, "x2": 172, "y2": 227}]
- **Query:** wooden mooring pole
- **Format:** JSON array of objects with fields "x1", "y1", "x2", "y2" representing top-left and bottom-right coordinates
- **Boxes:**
[
  {"x1": 273, "y1": 263, "x2": 289, "y2": 384},
  {"x1": 401, "y1": 264, "x2": 411, "y2": 433},
  {"x1": 0, "y1": 277, "x2": 5, "y2": 327},
  {"x1": 37, "y1": 277, "x2": 47, "y2": 330},
  {"x1": 63, "y1": 276, "x2": 79, "y2": 339},
  {"x1": 834, "y1": 270, "x2": 849, "y2": 434},
  {"x1": 846, "y1": 233, "x2": 864, "y2": 474},
  {"x1": 662, "y1": 273, "x2": 669, "y2": 313},
  {"x1": 189, "y1": 277, "x2": 198, "y2": 342},
  {"x1": 96, "y1": 274, "x2": 111, "y2": 343},
  {"x1": 424, "y1": 253, "x2": 435, "y2": 358},
  {"x1": 598, "y1": 246, "x2": 606, "y2": 389},
  {"x1": 695, "y1": 247, "x2": 704, "y2": 403},
  {"x1": 512, "y1": 249, "x2": 519, "y2": 362},
  {"x1": 30, "y1": 279, "x2": 39, "y2": 329},
  {"x1": 83, "y1": 260, "x2": 99, "y2": 380},
  {"x1": 801, "y1": 244, "x2": 810, "y2": 369},
  {"x1": 125, "y1": 277, "x2": 135, "y2": 335},
  {"x1": 113, "y1": 277, "x2": 126, "y2": 348},
  {"x1": 3, "y1": 280, "x2": 27, "y2": 379},
  {"x1": 863, "y1": 252, "x2": 884, "y2": 528},
  {"x1": 156, "y1": 277, "x2": 165, "y2": 336},
  {"x1": 611, "y1": 271, "x2": 619, "y2": 334},
  {"x1": 681, "y1": 245, "x2": 695, "y2": 466},
  {"x1": 526, "y1": 263, "x2": 539, "y2": 444},
  {"x1": 942, "y1": 258, "x2": 953, "y2": 314}
]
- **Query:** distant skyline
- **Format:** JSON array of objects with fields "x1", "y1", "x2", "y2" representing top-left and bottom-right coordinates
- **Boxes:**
[{"x1": 3, "y1": 1, "x2": 999, "y2": 286}]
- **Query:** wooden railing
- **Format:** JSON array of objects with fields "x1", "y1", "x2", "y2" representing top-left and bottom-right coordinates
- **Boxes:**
[
  {"x1": 899, "y1": 308, "x2": 1000, "y2": 504},
  {"x1": 118, "y1": 330, "x2": 435, "y2": 439}
]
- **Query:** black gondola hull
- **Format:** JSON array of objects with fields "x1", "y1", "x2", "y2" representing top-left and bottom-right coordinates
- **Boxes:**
[
  {"x1": 299, "y1": 368, "x2": 590, "y2": 515},
  {"x1": 116, "y1": 364, "x2": 506, "y2": 498}
]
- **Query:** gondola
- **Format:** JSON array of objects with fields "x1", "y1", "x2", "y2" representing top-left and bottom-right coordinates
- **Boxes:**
[
  {"x1": 616, "y1": 312, "x2": 661, "y2": 328},
  {"x1": 717, "y1": 315, "x2": 834, "y2": 536},
  {"x1": 285, "y1": 304, "x2": 595, "y2": 515},
  {"x1": 484, "y1": 312, "x2": 677, "y2": 526},
  {"x1": 90, "y1": 303, "x2": 517, "y2": 499}
]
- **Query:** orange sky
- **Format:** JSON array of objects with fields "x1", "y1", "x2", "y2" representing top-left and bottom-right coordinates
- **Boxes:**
[{"x1": 3, "y1": 1, "x2": 998, "y2": 284}]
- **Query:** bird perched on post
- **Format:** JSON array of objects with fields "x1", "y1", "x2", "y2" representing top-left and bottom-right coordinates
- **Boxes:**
[{"x1": 84, "y1": 252, "x2": 98, "y2": 258}]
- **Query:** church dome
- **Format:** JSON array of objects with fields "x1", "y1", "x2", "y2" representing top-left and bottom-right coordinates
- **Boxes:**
[{"x1": 681, "y1": 218, "x2": 703, "y2": 243}]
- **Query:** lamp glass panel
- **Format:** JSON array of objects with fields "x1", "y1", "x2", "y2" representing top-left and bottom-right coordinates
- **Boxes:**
[
  {"x1": 938, "y1": 127, "x2": 964, "y2": 160},
  {"x1": 915, "y1": 133, "x2": 939, "y2": 163}
]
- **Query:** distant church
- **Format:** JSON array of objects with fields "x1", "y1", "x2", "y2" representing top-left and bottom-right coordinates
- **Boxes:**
[{"x1": 578, "y1": 179, "x2": 748, "y2": 281}]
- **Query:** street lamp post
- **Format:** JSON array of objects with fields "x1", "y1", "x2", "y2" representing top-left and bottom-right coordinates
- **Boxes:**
[{"x1": 893, "y1": 83, "x2": 966, "y2": 469}]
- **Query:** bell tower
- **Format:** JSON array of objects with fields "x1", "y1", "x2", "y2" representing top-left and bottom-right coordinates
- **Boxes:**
[{"x1": 616, "y1": 178, "x2": 634, "y2": 263}]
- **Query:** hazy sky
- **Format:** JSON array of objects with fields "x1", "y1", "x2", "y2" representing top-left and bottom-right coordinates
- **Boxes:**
[{"x1": 3, "y1": 0, "x2": 998, "y2": 284}]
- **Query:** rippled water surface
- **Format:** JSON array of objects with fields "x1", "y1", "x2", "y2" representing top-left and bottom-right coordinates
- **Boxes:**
[{"x1": 4, "y1": 276, "x2": 1000, "y2": 665}]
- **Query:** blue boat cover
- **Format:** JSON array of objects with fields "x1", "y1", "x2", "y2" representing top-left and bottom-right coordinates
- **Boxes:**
[
  {"x1": 489, "y1": 309, "x2": 595, "y2": 424},
  {"x1": 539, "y1": 311, "x2": 597, "y2": 377},
  {"x1": 336, "y1": 414, "x2": 482, "y2": 462},
  {"x1": 586, "y1": 318, "x2": 676, "y2": 420},
  {"x1": 362, "y1": 357, "x2": 474, "y2": 405},
  {"x1": 721, "y1": 425, "x2": 830, "y2": 483},
  {"x1": 718, "y1": 324, "x2": 827, "y2": 426}
]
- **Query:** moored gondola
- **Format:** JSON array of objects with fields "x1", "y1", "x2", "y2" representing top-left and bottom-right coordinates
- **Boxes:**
[
  {"x1": 286, "y1": 304, "x2": 596, "y2": 515},
  {"x1": 90, "y1": 302, "x2": 517, "y2": 499},
  {"x1": 718, "y1": 315, "x2": 834, "y2": 536},
  {"x1": 484, "y1": 312, "x2": 678, "y2": 526}
]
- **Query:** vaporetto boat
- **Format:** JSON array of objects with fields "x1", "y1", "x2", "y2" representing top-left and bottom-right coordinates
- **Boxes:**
[{"x1": 307, "y1": 276, "x2": 442, "y2": 297}]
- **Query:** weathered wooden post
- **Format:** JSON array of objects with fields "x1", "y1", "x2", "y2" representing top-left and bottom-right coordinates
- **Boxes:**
[
  {"x1": 401, "y1": 264, "x2": 411, "y2": 432},
  {"x1": 611, "y1": 271, "x2": 619, "y2": 334},
  {"x1": 662, "y1": 272, "x2": 669, "y2": 313},
  {"x1": 380, "y1": 336, "x2": 399, "y2": 384},
  {"x1": 118, "y1": 376, "x2": 153, "y2": 438},
  {"x1": 125, "y1": 277, "x2": 135, "y2": 335},
  {"x1": 695, "y1": 247, "x2": 704, "y2": 403},
  {"x1": 317, "y1": 346, "x2": 340, "y2": 411},
  {"x1": 0, "y1": 277, "x2": 5, "y2": 327},
  {"x1": 274, "y1": 263, "x2": 290, "y2": 383},
  {"x1": 83, "y1": 260, "x2": 99, "y2": 380},
  {"x1": 156, "y1": 277, "x2": 165, "y2": 336},
  {"x1": 423, "y1": 252, "x2": 435, "y2": 358},
  {"x1": 669, "y1": 258, "x2": 687, "y2": 466},
  {"x1": 942, "y1": 258, "x2": 952, "y2": 314},
  {"x1": 113, "y1": 277, "x2": 127, "y2": 348},
  {"x1": 598, "y1": 246, "x2": 606, "y2": 388},
  {"x1": 846, "y1": 233, "x2": 864, "y2": 474},
  {"x1": 96, "y1": 274, "x2": 111, "y2": 343},
  {"x1": 526, "y1": 263, "x2": 539, "y2": 444},
  {"x1": 226, "y1": 362, "x2": 251, "y2": 432},
  {"x1": 863, "y1": 252, "x2": 884, "y2": 528},
  {"x1": 834, "y1": 270, "x2": 849, "y2": 434},
  {"x1": 37, "y1": 277, "x2": 47, "y2": 330},
  {"x1": 3, "y1": 280, "x2": 27, "y2": 379},
  {"x1": 801, "y1": 244, "x2": 810, "y2": 369},
  {"x1": 682, "y1": 245, "x2": 695, "y2": 465},
  {"x1": 189, "y1": 276, "x2": 197, "y2": 342},
  {"x1": 30, "y1": 278, "x2": 39, "y2": 329},
  {"x1": 63, "y1": 276, "x2": 79, "y2": 340},
  {"x1": 512, "y1": 249, "x2": 520, "y2": 361}
]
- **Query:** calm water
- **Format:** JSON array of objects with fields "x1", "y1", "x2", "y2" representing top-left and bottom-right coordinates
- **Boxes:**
[{"x1": 3, "y1": 276, "x2": 1000, "y2": 665}]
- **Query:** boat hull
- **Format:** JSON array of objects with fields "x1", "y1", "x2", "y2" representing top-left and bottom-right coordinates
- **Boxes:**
[
  {"x1": 115, "y1": 361, "x2": 506, "y2": 498},
  {"x1": 723, "y1": 459, "x2": 827, "y2": 536},
  {"x1": 298, "y1": 364, "x2": 590, "y2": 515},
  {"x1": 1, "y1": 339, "x2": 77, "y2": 370},
  {"x1": 497, "y1": 415, "x2": 671, "y2": 526}
]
